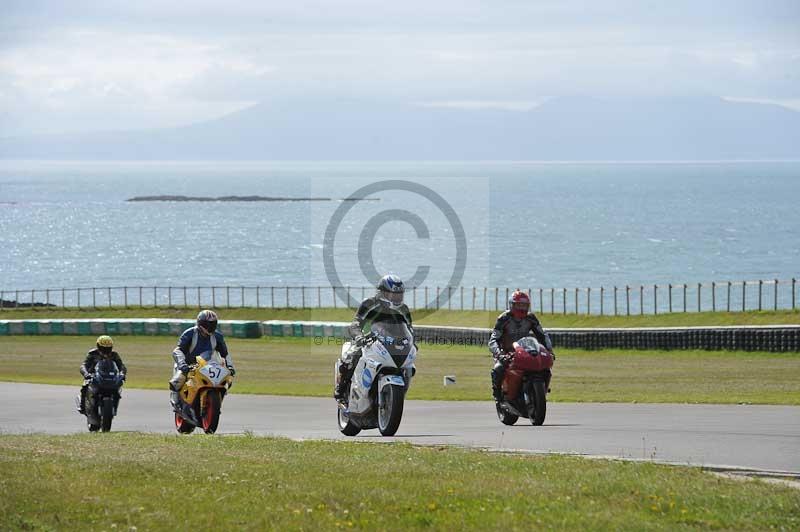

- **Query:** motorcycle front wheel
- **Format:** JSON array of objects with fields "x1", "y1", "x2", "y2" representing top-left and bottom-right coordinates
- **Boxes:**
[
  {"x1": 174, "y1": 412, "x2": 195, "y2": 434},
  {"x1": 526, "y1": 380, "x2": 547, "y2": 426},
  {"x1": 496, "y1": 402, "x2": 518, "y2": 426},
  {"x1": 378, "y1": 385, "x2": 404, "y2": 436},
  {"x1": 201, "y1": 389, "x2": 222, "y2": 434},
  {"x1": 100, "y1": 397, "x2": 114, "y2": 432}
]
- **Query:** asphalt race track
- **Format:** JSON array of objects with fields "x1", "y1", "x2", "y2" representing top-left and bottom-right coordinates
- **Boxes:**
[{"x1": 2, "y1": 382, "x2": 798, "y2": 475}]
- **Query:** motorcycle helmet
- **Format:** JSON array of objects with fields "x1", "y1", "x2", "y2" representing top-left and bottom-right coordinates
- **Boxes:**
[
  {"x1": 197, "y1": 309, "x2": 218, "y2": 335},
  {"x1": 377, "y1": 274, "x2": 405, "y2": 308},
  {"x1": 508, "y1": 290, "x2": 530, "y2": 319},
  {"x1": 96, "y1": 335, "x2": 114, "y2": 356}
]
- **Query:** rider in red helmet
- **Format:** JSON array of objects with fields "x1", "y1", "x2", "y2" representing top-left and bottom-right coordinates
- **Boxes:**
[{"x1": 488, "y1": 290, "x2": 553, "y2": 402}]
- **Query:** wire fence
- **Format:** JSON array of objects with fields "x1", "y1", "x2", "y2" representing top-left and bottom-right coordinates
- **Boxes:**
[{"x1": 1, "y1": 278, "x2": 797, "y2": 315}]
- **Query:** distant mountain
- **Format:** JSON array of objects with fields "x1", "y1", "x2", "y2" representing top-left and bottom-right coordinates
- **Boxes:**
[{"x1": 1, "y1": 95, "x2": 799, "y2": 160}]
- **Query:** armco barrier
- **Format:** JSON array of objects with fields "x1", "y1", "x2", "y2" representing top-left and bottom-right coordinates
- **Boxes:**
[
  {"x1": 260, "y1": 321, "x2": 800, "y2": 352},
  {"x1": 0, "y1": 319, "x2": 262, "y2": 338},
  {"x1": 1, "y1": 319, "x2": 798, "y2": 351}
]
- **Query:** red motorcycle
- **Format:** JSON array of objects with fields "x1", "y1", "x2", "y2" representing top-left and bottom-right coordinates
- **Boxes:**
[{"x1": 496, "y1": 337, "x2": 554, "y2": 426}]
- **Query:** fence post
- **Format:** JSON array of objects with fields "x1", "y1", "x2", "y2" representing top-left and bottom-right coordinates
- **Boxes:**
[
  {"x1": 153, "y1": 286, "x2": 158, "y2": 308},
  {"x1": 668, "y1": 284, "x2": 672, "y2": 313},
  {"x1": 727, "y1": 282, "x2": 731, "y2": 312},
  {"x1": 46, "y1": 289, "x2": 50, "y2": 306},
  {"x1": 317, "y1": 287, "x2": 321, "y2": 308},
  {"x1": 77, "y1": 289, "x2": 81, "y2": 309},
  {"x1": 639, "y1": 285, "x2": 644, "y2": 315},
  {"x1": 614, "y1": 286, "x2": 618, "y2": 315},
  {"x1": 31, "y1": 289, "x2": 35, "y2": 308},
  {"x1": 504, "y1": 288, "x2": 509, "y2": 309},
  {"x1": 0, "y1": 290, "x2": 4, "y2": 311},
  {"x1": 436, "y1": 286, "x2": 440, "y2": 310},
  {"x1": 139, "y1": 287, "x2": 143, "y2": 309},
  {"x1": 653, "y1": 284, "x2": 658, "y2": 315},
  {"x1": 711, "y1": 282, "x2": 715, "y2": 312},
  {"x1": 460, "y1": 286, "x2": 463, "y2": 310},
  {"x1": 683, "y1": 284, "x2": 687, "y2": 313},
  {"x1": 62, "y1": 288, "x2": 65, "y2": 308},
  {"x1": 625, "y1": 285, "x2": 630, "y2": 316},
  {"x1": 793, "y1": 278, "x2": 796, "y2": 310},
  {"x1": 168, "y1": 287, "x2": 172, "y2": 308},
  {"x1": 301, "y1": 286, "x2": 306, "y2": 308},
  {"x1": 425, "y1": 287, "x2": 429, "y2": 309},
  {"x1": 413, "y1": 287, "x2": 418, "y2": 309},
  {"x1": 240, "y1": 286, "x2": 245, "y2": 308},
  {"x1": 286, "y1": 286, "x2": 290, "y2": 307},
  {"x1": 758, "y1": 280, "x2": 763, "y2": 311},
  {"x1": 271, "y1": 287, "x2": 275, "y2": 308},
  {"x1": 495, "y1": 288, "x2": 499, "y2": 311},
  {"x1": 600, "y1": 286, "x2": 604, "y2": 315},
  {"x1": 539, "y1": 288, "x2": 544, "y2": 313},
  {"x1": 550, "y1": 288, "x2": 555, "y2": 314},
  {"x1": 742, "y1": 281, "x2": 746, "y2": 312},
  {"x1": 107, "y1": 287, "x2": 111, "y2": 308},
  {"x1": 697, "y1": 283, "x2": 701, "y2": 312},
  {"x1": 332, "y1": 287, "x2": 336, "y2": 309},
  {"x1": 211, "y1": 287, "x2": 216, "y2": 308},
  {"x1": 483, "y1": 287, "x2": 487, "y2": 311},
  {"x1": 587, "y1": 287, "x2": 591, "y2": 315},
  {"x1": 574, "y1": 287, "x2": 579, "y2": 314},
  {"x1": 183, "y1": 286, "x2": 187, "y2": 309},
  {"x1": 448, "y1": 286, "x2": 452, "y2": 310},
  {"x1": 472, "y1": 287, "x2": 476, "y2": 310},
  {"x1": 774, "y1": 279, "x2": 778, "y2": 311},
  {"x1": 197, "y1": 287, "x2": 201, "y2": 308},
  {"x1": 92, "y1": 287, "x2": 97, "y2": 309}
]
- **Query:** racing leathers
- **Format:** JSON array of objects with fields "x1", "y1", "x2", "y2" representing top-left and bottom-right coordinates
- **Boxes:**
[
  {"x1": 169, "y1": 326, "x2": 235, "y2": 409},
  {"x1": 488, "y1": 310, "x2": 553, "y2": 401},
  {"x1": 334, "y1": 296, "x2": 414, "y2": 401},
  {"x1": 78, "y1": 349, "x2": 127, "y2": 414}
]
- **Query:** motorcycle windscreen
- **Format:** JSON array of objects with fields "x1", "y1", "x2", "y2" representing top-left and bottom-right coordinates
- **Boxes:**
[
  {"x1": 370, "y1": 320, "x2": 413, "y2": 365},
  {"x1": 93, "y1": 359, "x2": 121, "y2": 390}
]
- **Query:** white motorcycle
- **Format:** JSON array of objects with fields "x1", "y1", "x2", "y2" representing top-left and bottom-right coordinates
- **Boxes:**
[{"x1": 335, "y1": 319, "x2": 417, "y2": 436}]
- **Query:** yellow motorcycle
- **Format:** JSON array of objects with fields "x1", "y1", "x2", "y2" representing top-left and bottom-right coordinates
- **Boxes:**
[{"x1": 174, "y1": 352, "x2": 234, "y2": 434}]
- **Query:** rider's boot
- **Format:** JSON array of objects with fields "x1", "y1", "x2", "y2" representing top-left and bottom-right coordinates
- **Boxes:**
[
  {"x1": 77, "y1": 385, "x2": 88, "y2": 414},
  {"x1": 334, "y1": 362, "x2": 352, "y2": 403},
  {"x1": 492, "y1": 384, "x2": 503, "y2": 402},
  {"x1": 170, "y1": 390, "x2": 181, "y2": 411}
]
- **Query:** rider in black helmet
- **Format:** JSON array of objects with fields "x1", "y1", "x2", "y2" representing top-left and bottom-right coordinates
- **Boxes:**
[{"x1": 334, "y1": 274, "x2": 414, "y2": 402}]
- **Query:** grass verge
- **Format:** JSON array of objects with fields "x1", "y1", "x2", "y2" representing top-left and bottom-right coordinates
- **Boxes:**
[
  {"x1": 1, "y1": 336, "x2": 798, "y2": 404},
  {"x1": 1, "y1": 433, "x2": 798, "y2": 531},
  {"x1": 2, "y1": 306, "x2": 800, "y2": 328}
]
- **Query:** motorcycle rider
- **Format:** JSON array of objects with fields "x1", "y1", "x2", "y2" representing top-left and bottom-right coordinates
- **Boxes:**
[
  {"x1": 169, "y1": 310, "x2": 236, "y2": 410},
  {"x1": 334, "y1": 274, "x2": 413, "y2": 403},
  {"x1": 78, "y1": 335, "x2": 127, "y2": 414},
  {"x1": 488, "y1": 290, "x2": 554, "y2": 402}
]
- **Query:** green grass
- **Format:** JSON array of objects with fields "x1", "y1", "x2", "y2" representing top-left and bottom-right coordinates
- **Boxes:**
[
  {"x1": 1, "y1": 434, "x2": 798, "y2": 531},
  {"x1": 2, "y1": 336, "x2": 799, "y2": 404},
  {"x1": 3, "y1": 305, "x2": 800, "y2": 328}
]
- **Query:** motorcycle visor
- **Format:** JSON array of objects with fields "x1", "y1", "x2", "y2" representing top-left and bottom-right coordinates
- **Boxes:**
[
  {"x1": 511, "y1": 302, "x2": 530, "y2": 313},
  {"x1": 380, "y1": 289, "x2": 404, "y2": 305},
  {"x1": 198, "y1": 320, "x2": 217, "y2": 334}
]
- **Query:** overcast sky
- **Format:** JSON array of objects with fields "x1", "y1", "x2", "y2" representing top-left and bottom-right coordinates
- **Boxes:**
[{"x1": 1, "y1": 0, "x2": 798, "y2": 135}]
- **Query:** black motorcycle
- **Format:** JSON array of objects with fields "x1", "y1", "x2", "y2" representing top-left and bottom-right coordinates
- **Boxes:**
[{"x1": 84, "y1": 359, "x2": 125, "y2": 432}]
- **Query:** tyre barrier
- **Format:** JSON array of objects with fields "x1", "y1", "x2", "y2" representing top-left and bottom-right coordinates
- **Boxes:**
[
  {"x1": 261, "y1": 321, "x2": 800, "y2": 352},
  {"x1": 1, "y1": 319, "x2": 798, "y2": 351},
  {"x1": 0, "y1": 319, "x2": 262, "y2": 338}
]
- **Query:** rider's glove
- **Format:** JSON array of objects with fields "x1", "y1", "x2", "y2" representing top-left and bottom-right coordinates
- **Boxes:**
[
  {"x1": 227, "y1": 365, "x2": 236, "y2": 377},
  {"x1": 178, "y1": 363, "x2": 190, "y2": 374},
  {"x1": 119, "y1": 373, "x2": 126, "y2": 381},
  {"x1": 356, "y1": 332, "x2": 376, "y2": 346},
  {"x1": 499, "y1": 353, "x2": 513, "y2": 365}
]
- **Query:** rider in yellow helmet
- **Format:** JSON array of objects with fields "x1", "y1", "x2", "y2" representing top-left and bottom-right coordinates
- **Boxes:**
[{"x1": 77, "y1": 335, "x2": 127, "y2": 414}]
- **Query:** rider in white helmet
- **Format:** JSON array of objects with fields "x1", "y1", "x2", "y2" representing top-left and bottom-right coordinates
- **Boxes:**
[{"x1": 334, "y1": 274, "x2": 414, "y2": 403}]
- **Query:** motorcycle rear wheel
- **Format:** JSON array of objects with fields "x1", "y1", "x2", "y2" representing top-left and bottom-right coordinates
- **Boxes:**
[
  {"x1": 100, "y1": 397, "x2": 114, "y2": 432},
  {"x1": 201, "y1": 389, "x2": 222, "y2": 434},
  {"x1": 337, "y1": 407, "x2": 361, "y2": 436},
  {"x1": 496, "y1": 402, "x2": 518, "y2": 425},
  {"x1": 174, "y1": 413, "x2": 195, "y2": 434}
]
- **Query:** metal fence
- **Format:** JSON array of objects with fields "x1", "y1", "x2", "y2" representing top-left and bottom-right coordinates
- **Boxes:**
[{"x1": 1, "y1": 277, "x2": 797, "y2": 314}]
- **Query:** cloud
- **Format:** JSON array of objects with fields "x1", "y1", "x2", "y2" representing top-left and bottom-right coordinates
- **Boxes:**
[{"x1": 1, "y1": 1, "x2": 798, "y2": 134}]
